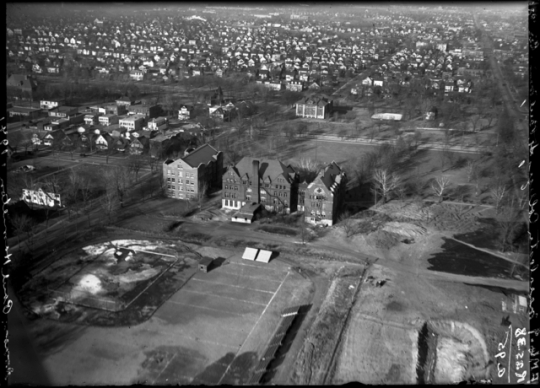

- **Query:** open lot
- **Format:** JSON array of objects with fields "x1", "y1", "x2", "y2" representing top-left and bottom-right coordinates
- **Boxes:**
[{"x1": 15, "y1": 243, "x2": 312, "y2": 385}]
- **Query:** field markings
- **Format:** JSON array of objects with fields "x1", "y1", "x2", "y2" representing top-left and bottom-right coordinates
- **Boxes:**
[
  {"x1": 217, "y1": 270, "x2": 290, "y2": 385},
  {"x1": 190, "y1": 277, "x2": 276, "y2": 294},
  {"x1": 181, "y1": 288, "x2": 268, "y2": 307},
  {"x1": 152, "y1": 353, "x2": 177, "y2": 385}
]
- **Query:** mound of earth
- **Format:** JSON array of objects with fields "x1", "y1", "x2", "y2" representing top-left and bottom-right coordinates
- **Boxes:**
[
  {"x1": 417, "y1": 320, "x2": 490, "y2": 384},
  {"x1": 382, "y1": 222, "x2": 427, "y2": 238},
  {"x1": 375, "y1": 201, "x2": 433, "y2": 221}
]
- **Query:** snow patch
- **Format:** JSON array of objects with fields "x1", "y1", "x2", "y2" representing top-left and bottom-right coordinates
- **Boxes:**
[{"x1": 74, "y1": 274, "x2": 104, "y2": 295}]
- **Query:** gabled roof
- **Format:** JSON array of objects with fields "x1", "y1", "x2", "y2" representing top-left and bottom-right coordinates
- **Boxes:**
[
  {"x1": 181, "y1": 143, "x2": 220, "y2": 168},
  {"x1": 231, "y1": 157, "x2": 296, "y2": 184},
  {"x1": 308, "y1": 161, "x2": 344, "y2": 192}
]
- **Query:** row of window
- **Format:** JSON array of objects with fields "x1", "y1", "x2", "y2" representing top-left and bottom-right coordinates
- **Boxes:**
[
  {"x1": 167, "y1": 177, "x2": 195, "y2": 185},
  {"x1": 167, "y1": 185, "x2": 195, "y2": 192},
  {"x1": 223, "y1": 192, "x2": 238, "y2": 198},
  {"x1": 310, "y1": 210, "x2": 327, "y2": 216},
  {"x1": 167, "y1": 169, "x2": 194, "y2": 178}
]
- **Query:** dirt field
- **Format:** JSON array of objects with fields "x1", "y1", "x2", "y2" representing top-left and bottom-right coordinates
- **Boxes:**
[
  {"x1": 16, "y1": 245, "x2": 312, "y2": 385},
  {"x1": 331, "y1": 262, "x2": 528, "y2": 384}
]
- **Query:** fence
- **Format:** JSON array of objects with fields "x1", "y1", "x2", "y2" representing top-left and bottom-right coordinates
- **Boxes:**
[{"x1": 48, "y1": 287, "x2": 126, "y2": 312}]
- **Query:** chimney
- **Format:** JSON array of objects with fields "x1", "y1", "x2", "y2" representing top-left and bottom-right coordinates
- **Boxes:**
[{"x1": 252, "y1": 159, "x2": 260, "y2": 204}]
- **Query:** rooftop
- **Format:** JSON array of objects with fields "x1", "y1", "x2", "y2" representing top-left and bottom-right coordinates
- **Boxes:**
[{"x1": 182, "y1": 143, "x2": 220, "y2": 168}]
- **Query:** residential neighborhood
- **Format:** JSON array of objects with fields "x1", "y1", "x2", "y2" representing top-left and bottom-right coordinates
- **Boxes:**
[{"x1": 5, "y1": 3, "x2": 531, "y2": 387}]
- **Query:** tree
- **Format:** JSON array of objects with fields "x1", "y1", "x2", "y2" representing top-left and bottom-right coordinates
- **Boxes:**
[
  {"x1": 100, "y1": 189, "x2": 119, "y2": 225},
  {"x1": 372, "y1": 168, "x2": 402, "y2": 204},
  {"x1": 9, "y1": 213, "x2": 35, "y2": 247},
  {"x1": 126, "y1": 155, "x2": 146, "y2": 182},
  {"x1": 489, "y1": 184, "x2": 507, "y2": 214},
  {"x1": 197, "y1": 180, "x2": 209, "y2": 209},
  {"x1": 430, "y1": 175, "x2": 451, "y2": 202},
  {"x1": 338, "y1": 211, "x2": 356, "y2": 238},
  {"x1": 466, "y1": 159, "x2": 478, "y2": 183}
]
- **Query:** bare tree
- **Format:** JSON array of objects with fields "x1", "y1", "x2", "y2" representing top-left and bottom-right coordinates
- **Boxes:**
[
  {"x1": 197, "y1": 180, "x2": 210, "y2": 209},
  {"x1": 100, "y1": 189, "x2": 119, "y2": 225},
  {"x1": 338, "y1": 211, "x2": 356, "y2": 238},
  {"x1": 489, "y1": 184, "x2": 507, "y2": 214},
  {"x1": 9, "y1": 213, "x2": 35, "y2": 247},
  {"x1": 431, "y1": 175, "x2": 451, "y2": 202},
  {"x1": 126, "y1": 155, "x2": 146, "y2": 182},
  {"x1": 372, "y1": 168, "x2": 402, "y2": 204},
  {"x1": 466, "y1": 160, "x2": 478, "y2": 183}
]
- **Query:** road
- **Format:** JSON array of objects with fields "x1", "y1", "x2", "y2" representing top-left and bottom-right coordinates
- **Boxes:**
[{"x1": 473, "y1": 14, "x2": 528, "y2": 135}]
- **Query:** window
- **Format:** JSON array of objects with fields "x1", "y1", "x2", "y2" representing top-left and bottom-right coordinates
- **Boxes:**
[
  {"x1": 178, "y1": 171, "x2": 183, "y2": 177},
  {"x1": 171, "y1": 178, "x2": 175, "y2": 183},
  {"x1": 179, "y1": 179, "x2": 183, "y2": 184},
  {"x1": 234, "y1": 186, "x2": 238, "y2": 190},
  {"x1": 284, "y1": 192, "x2": 287, "y2": 197}
]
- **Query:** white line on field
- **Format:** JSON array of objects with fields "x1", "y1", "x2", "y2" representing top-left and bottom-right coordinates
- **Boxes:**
[
  {"x1": 190, "y1": 277, "x2": 276, "y2": 294},
  {"x1": 166, "y1": 299, "x2": 246, "y2": 317},
  {"x1": 217, "y1": 271, "x2": 290, "y2": 385},
  {"x1": 180, "y1": 288, "x2": 268, "y2": 307},
  {"x1": 153, "y1": 353, "x2": 176, "y2": 385},
  {"x1": 229, "y1": 260, "x2": 288, "y2": 274}
]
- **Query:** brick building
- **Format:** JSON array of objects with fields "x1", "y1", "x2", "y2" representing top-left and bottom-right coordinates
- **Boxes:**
[
  {"x1": 303, "y1": 161, "x2": 347, "y2": 226},
  {"x1": 222, "y1": 157, "x2": 299, "y2": 213},
  {"x1": 163, "y1": 144, "x2": 223, "y2": 200}
]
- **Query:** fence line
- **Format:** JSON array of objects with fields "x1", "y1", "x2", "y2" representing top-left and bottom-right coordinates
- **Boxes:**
[{"x1": 48, "y1": 287, "x2": 125, "y2": 312}]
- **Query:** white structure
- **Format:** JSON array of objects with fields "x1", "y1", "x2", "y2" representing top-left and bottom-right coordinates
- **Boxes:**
[
  {"x1": 22, "y1": 188, "x2": 62, "y2": 208},
  {"x1": 371, "y1": 113, "x2": 403, "y2": 121},
  {"x1": 119, "y1": 116, "x2": 145, "y2": 131},
  {"x1": 40, "y1": 100, "x2": 64, "y2": 110}
]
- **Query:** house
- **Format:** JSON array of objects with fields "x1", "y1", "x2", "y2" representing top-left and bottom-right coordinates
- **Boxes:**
[
  {"x1": 128, "y1": 136, "x2": 148, "y2": 155},
  {"x1": 116, "y1": 96, "x2": 135, "y2": 106},
  {"x1": 178, "y1": 105, "x2": 194, "y2": 121},
  {"x1": 163, "y1": 143, "x2": 223, "y2": 200},
  {"x1": 40, "y1": 99, "x2": 65, "y2": 110},
  {"x1": 8, "y1": 106, "x2": 41, "y2": 120},
  {"x1": 128, "y1": 103, "x2": 160, "y2": 119},
  {"x1": 95, "y1": 133, "x2": 112, "y2": 151},
  {"x1": 222, "y1": 157, "x2": 299, "y2": 213},
  {"x1": 145, "y1": 117, "x2": 168, "y2": 131},
  {"x1": 84, "y1": 113, "x2": 101, "y2": 126},
  {"x1": 98, "y1": 114, "x2": 119, "y2": 127},
  {"x1": 49, "y1": 106, "x2": 79, "y2": 119},
  {"x1": 295, "y1": 96, "x2": 333, "y2": 119},
  {"x1": 303, "y1": 162, "x2": 346, "y2": 226},
  {"x1": 119, "y1": 116, "x2": 145, "y2": 131},
  {"x1": 286, "y1": 80, "x2": 304, "y2": 92},
  {"x1": 129, "y1": 69, "x2": 145, "y2": 81}
]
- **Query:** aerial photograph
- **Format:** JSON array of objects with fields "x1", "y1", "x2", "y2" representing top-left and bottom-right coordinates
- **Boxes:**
[{"x1": 5, "y1": 2, "x2": 531, "y2": 385}]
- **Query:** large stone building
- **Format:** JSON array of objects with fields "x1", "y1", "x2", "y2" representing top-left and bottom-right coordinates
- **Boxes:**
[
  {"x1": 302, "y1": 161, "x2": 347, "y2": 226},
  {"x1": 222, "y1": 157, "x2": 299, "y2": 213},
  {"x1": 163, "y1": 144, "x2": 223, "y2": 200},
  {"x1": 295, "y1": 96, "x2": 333, "y2": 119}
]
